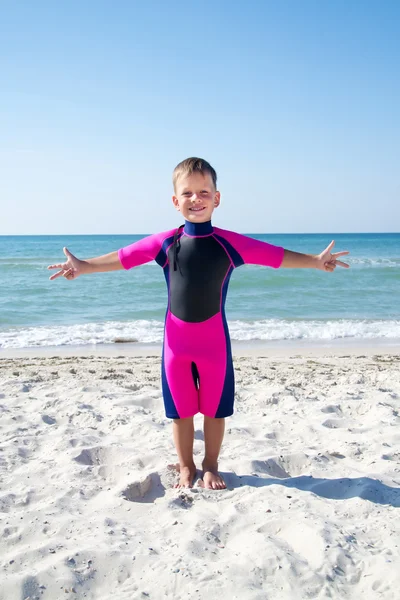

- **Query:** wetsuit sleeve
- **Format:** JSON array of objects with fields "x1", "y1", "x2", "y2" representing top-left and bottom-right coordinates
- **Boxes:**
[
  {"x1": 118, "y1": 233, "x2": 164, "y2": 269},
  {"x1": 214, "y1": 229, "x2": 284, "y2": 269}
]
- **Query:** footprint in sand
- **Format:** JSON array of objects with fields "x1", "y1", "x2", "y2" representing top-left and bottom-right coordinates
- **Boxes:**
[
  {"x1": 252, "y1": 452, "x2": 311, "y2": 479},
  {"x1": 73, "y1": 445, "x2": 161, "y2": 491},
  {"x1": 252, "y1": 458, "x2": 290, "y2": 478},
  {"x1": 121, "y1": 474, "x2": 152, "y2": 500},
  {"x1": 121, "y1": 472, "x2": 166, "y2": 503},
  {"x1": 74, "y1": 446, "x2": 122, "y2": 467}
]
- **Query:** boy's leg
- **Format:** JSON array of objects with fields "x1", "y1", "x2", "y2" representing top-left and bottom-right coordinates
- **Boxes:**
[
  {"x1": 202, "y1": 416, "x2": 226, "y2": 490},
  {"x1": 172, "y1": 417, "x2": 196, "y2": 488}
]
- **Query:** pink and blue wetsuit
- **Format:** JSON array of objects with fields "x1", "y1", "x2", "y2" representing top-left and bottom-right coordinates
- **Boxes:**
[{"x1": 118, "y1": 220, "x2": 284, "y2": 419}]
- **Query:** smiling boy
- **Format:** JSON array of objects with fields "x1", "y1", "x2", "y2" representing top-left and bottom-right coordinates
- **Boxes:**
[{"x1": 48, "y1": 157, "x2": 349, "y2": 489}]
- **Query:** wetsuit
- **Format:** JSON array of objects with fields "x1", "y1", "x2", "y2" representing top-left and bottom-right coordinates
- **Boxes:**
[{"x1": 118, "y1": 220, "x2": 284, "y2": 419}]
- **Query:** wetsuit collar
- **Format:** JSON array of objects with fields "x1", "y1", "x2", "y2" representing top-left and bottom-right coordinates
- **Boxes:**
[{"x1": 183, "y1": 220, "x2": 213, "y2": 236}]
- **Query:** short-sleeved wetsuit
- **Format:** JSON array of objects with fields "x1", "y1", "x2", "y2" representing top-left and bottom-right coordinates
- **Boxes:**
[{"x1": 118, "y1": 220, "x2": 284, "y2": 419}]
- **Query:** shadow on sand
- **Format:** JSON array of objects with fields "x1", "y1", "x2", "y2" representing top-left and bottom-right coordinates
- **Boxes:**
[
  {"x1": 221, "y1": 472, "x2": 400, "y2": 507},
  {"x1": 122, "y1": 470, "x2": 399, "y2": 507}
]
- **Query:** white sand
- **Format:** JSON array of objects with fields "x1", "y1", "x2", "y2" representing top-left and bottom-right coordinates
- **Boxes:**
[{"x1": 1, "y1": 349, "x2": 399, "y2": 600}]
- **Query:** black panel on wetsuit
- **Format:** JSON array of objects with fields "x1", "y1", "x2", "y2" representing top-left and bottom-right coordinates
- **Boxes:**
[{"x1": 168, "y1": 235, "x2": 231, "y2": 322}]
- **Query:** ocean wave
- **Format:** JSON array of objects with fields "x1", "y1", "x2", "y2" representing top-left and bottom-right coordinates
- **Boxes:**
[
  {"x1": 1, "y1": 318, "x2": 400, "y2": 349},
  {"x1": 228, "y1": 319, "x2": 400, "y2": 341},
  {"x1": 348, "y1": 258, "x2": 400, "y2": 268}
]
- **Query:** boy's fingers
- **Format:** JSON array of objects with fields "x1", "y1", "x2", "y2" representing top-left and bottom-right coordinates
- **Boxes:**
[
  {"x1": 324, "y1": 259, "x2": 349, "y2": 270},
  {"x1": 332, "y1": 251, "x2": 349, "y2": 257},
  {"x1": 63, "y1": 247, "x2": 74, "y2": 258},
  {"x1": 326, "y1": 240, "x2": 335, "y2": 252},
  {"x1": 49, "y1": 269, "x2": 65, "y2": 280},
  {"x1": 47, "y1": 263, "x2": 65, "y2": 270}
]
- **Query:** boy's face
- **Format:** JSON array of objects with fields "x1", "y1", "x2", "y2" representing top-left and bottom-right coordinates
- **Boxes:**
[{"x1": 172, "y1": 172, "x2": 220, "y2": 223}]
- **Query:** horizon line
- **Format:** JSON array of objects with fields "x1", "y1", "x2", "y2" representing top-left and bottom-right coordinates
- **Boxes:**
[{"x1": 0, "y1": 231, "x2": 399, "y2": 237}]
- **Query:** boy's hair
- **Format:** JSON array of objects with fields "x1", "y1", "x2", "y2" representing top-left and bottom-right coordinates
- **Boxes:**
[{"x1": 173, "y1": 157, "x2": 217, "y2": 192}]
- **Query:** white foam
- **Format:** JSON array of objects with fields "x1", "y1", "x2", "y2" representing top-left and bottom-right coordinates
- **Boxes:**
[
  {"x1": 348, "y1": 257, "x2": 400, "y2": 268},
  {"x1": 228, "y1": 318, "x2": 400, "y2": 341},
  {"x1": 1, "y1": 318, "x2": 400, "y2": 349}
]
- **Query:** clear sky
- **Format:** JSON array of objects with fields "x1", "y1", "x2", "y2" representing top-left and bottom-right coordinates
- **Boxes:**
[{"x1": 1, "y1": 0, "x2": 399, "y2": 234}]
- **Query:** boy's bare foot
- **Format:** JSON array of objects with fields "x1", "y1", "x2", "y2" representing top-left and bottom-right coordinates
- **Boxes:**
[
  {"x1": 174, "y1": 462, "x2": 197, "y2": 488},
  {"x1": 200, "y1": 461, "x2": 226, "y2": 490}
]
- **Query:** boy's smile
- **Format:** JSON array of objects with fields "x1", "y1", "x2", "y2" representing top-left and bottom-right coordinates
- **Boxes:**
[{"x1": 172, "y1": 172, "x2": 220, "y2": 223}]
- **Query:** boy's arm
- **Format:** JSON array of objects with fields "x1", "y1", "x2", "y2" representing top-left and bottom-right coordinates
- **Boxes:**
[
  {"x1": 48, "y1": 231, "x2": 171, "y2": 281},
  {"x1": 281, "y1": 250, "x2": 319, "y2": 269},
  {"x1": 83, "y1": 251, "x2": 122, "y2": 273},
  {"x1": 48, "y1": 248, "x2": 123, "y2": 280},
  {"x1": 281, "y1": 240, "x2": 350, "y2": 272},
  {"x1": 214, "y1": 229, "x2": 349, "y2": 273}
]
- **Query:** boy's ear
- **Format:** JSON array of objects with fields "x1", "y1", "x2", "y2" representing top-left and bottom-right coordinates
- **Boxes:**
[
  {"x1": 214, "y1": 191, "x2": 221, "y2": 207},
  {"x1": 172, "y1": 195, "x2": 180, "y2": 211}
]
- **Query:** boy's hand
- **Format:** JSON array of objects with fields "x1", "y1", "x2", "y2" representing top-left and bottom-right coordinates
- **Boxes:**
[
  {"x1": 317, "y1": 241, "x2": 350, "y2": 272},
  {"x1": 47, "y1": 247, "x2": 86, "y2": 281}
]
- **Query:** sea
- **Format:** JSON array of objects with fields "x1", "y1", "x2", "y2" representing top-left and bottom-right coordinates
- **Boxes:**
[{"x1": 1, "y1": 232, "x2": 399, "y2": 350}]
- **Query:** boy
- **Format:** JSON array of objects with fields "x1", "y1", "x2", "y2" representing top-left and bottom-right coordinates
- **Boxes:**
[{"x1": 48, "y1": 157, "x2": 350, "y2": 489}]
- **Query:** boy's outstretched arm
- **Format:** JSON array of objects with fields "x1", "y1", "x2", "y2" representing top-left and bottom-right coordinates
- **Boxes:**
[
  {"x1": 47, "y1": 247, "x2": 123, "y2": 281},
  {"x1": 281, "y1": 241, "x2": 350, "y2": 272}
]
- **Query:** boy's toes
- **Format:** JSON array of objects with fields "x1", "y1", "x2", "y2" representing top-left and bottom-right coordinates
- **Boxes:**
[
  {"x1": 174, "y1": 464, "x2": 197, "y2": 488},
  {"x1": 201, "y1": 466, "x2": 226, "y2": 490}
]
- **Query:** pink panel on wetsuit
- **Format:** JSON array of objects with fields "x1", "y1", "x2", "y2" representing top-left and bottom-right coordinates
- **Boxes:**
[
  {"x1": 214, "y1": 227, "x2": 285, "y2": 268},
  {"x1": 118, "y1": 228, "x2": 177, "y2": 269},
  {"x1": 163, "y1": 311, "x2": 227, "y2": 418}
]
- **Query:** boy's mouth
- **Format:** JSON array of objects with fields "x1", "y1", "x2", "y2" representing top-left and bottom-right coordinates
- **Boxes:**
[{"x1": 189, "y1": 207, "x2": 205, "y2": 212}]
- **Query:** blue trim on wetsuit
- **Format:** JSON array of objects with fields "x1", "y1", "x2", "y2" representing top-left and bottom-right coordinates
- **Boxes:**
[
  {"x1": 213, "y1": 233, "x2": 245, "y2": 268},
  {"x1": 161, "y1": 345, "x2": 180, "y2": 418},
  {"x1": 161, "y1": 262, "x2": 180, "y2": 418},
  {"x1": 215, "y1": 265, "x2": 235, "y2": 418},
  {"x1": 156, "y1": 233, "x2": 177, "y2": 266},
  {"x1": 183, "y1": 220, "x2": 213, "y2": 236},
  {"x1": 155, "y1": 251, "x2": 165, "y2": 267}
]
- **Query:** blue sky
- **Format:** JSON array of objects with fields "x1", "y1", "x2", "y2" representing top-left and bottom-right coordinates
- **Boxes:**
[{"x1": 1, "y1": 0, "x2": 399, "y2": 234}]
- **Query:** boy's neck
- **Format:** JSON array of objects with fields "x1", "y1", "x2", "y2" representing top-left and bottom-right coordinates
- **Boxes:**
[{"x1": 183, "y1": 220, "x2": 213, "y2": 236}]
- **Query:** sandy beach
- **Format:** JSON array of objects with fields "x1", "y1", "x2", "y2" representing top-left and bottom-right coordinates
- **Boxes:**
[{"x1": 1, "y1": 347, "x2": 399, "y2": 600}]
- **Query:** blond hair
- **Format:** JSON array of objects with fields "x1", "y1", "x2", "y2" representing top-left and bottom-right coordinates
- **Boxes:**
[{"x1": 173, "y1": 157, "x2": 217, "y2": 192}]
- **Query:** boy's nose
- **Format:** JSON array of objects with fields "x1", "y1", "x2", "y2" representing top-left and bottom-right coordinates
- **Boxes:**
[{"x1": 190, "y1": 194, "x2": 200, "y2": 202}]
